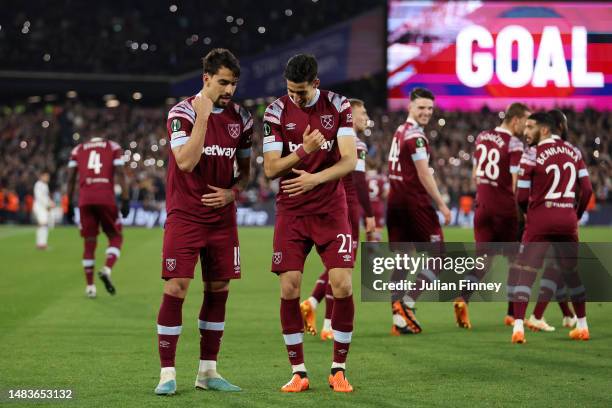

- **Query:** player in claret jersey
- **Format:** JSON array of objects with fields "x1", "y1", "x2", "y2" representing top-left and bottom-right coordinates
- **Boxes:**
[
  {"x1": 365, "y1": 164, "x2": 388, "y2": 242},
  {"x1": 66, "y1": 131, "x2": 129, "y2": 299},
  {"x1": 263, "y1": 54, "x2": 357, "y2": 392},
  {"x1": 300, "y1": 98, "x2": 375, "y2": 342},
  {"x1": 510, "y1": 112, "x2": 592, "y2": 344},
  {"x1": 386, "y1": 88, "x2": 451, "y2": 335},
  {"x1": 523, "y1": 109, "x2": 580, "y2": 333},
  {"x1": 154, "y1": 49, "x2": 252, "y2": 395},
  {"x1": 453, "y1": 103, "x2": 529, "y2": 329}
]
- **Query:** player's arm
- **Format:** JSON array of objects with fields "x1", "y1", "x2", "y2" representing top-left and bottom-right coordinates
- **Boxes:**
[
  {"x1": 515, "y1": 167, "x2": 532, "y2": 213},
  {"x1": 263, "y1": 125, "x2": 324, "y2": 179},
  {"x1": 575, "y1": 161, "x2": 593, "y2": 219},
  {"x1": 172, "y1": 94, "x2": 213, "y2": 172},
  {"x1": 66, "y1": 167, "x2": 77, "y2": 221},
  {"x1": 115, "y1": 165, "x2": 130, "y2": 217},
  {"x1": 509, "y1": 136, "x2": 524, "y2": 193},
  {"x1": 414, "y1": 159, "x2": 451, "y2": 225},
  {"x1": 353, "y1": 166, "x2": 375, "y2": 233},
  {"x1": 280, "y1": 132, "x2": 357, "y2": 197}
]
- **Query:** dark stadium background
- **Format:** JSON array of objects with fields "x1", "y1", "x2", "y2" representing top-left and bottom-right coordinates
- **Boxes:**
[{"x1": 1, "y1": 0, "x2": 609, "y2": 227}]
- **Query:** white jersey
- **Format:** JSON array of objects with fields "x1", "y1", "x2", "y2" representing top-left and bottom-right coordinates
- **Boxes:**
[{"x1": 34, "y1": 180, "x2": 51, "y2": 209}]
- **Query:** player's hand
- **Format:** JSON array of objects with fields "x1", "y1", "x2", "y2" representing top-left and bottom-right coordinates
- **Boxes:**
[
  {"x1": 302, "y1": 125, "x2": 325, "y2": 153},
  {"x1": 120, "y1": 198, "x2": 130, "y2": 218},
  {"x1": 281, "y1": 169, "x2": 321, "y2": 197},
  {"x1": 364, "y1": 216, "x2": 376, "y2": 233},
  {"x1": 192, "y1": 93, "x2": 213, "y2": 118},
  {"x1": 201, "y1": 184, "x2": 235, "y2": 208},
  {"x1": 440, "y1": 205, "x2": 451, "y2": 225},
  {"x1": 66, "y1": 202, "x2": 75, "y2": 223}
]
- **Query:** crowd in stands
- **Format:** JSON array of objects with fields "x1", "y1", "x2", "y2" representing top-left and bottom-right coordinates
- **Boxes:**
[
  {"x1": 1, "y1": 99, "x2": 610, "y2": 224},
  {"x1": 1, "y1": 0, "x2": 381, "y2": 75}
]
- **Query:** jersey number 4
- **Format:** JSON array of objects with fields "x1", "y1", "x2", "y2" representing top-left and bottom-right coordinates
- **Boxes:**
[
  {"x1": 87, "y1": 151, "x2": 103, "y2": 175},
  {"x1": 545, "y1": 163, "x2": 576, "y2": 199},
  {"x1": 388, "y1": 138, "x2": 401, "y2": 172},
  {"x1": 475, "y1": 145, "x2": 500, "y2": 180}
]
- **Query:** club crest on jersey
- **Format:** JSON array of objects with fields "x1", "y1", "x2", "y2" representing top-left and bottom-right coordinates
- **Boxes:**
[
  {"x1": 273, "y1": 252, "x2": 282, "y2": 265},
  {"x1": 227, "y1": 123, "x2": 241, "y2": 139},
  {"x1": 320, "y1": 115, "x2": 334, "y2": 130},
  {"x1": 166, "y1": 258, "x2": 176, "y2": 271},
  {"x1": 171, "y1": 119, "x2": 181, "y2": 132},
  {"x1": 416, "y1": 138, "x2": 425, "y2": 148}
]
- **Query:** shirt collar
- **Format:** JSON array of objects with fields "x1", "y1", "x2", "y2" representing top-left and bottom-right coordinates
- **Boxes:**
[
  {"x1": 406, "y1": 117, "x2": 418, "y2": 127},
  {"x1": 304, "y1": 89, "x2": 320, "y2": 108},
  {"x1": 538, "y1": 137, "x2": 557, "y2": 146},
  {"x1": 494, "y1": 126, "x2": 513, "y2": 136}
]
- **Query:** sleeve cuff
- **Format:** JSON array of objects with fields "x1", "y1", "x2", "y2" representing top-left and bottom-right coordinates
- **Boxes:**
[
  {"x1": 578, "y1": 169, "x2": 589, "y2": 178},
  {"x1": 411, "y1": 152, "x2": 428, "y2": 161},
  {"x1": 170, "y1": 136, "x2": 189, "y2": 149},
  {"x1": 113, "y1": 159, "x2": 124, "y2": 166},
  {"x1": 517, "y1": 180, "x2": 531, "y2": 188},
  {"x1": 68, "y1": 160, "x2": 77, "y2": 168},
  {"x1": 337, "y1": 127, "x2": 356, "y2": 138},
  {"x1": 263, "y1": 142, "x2": 283, "y2": 153},
  {"x1": 355, "y1": 159, "x2": 366, "y2": 172},
  {"x1": 510, "y1": 165, "x2": 519, "y2": 174}
]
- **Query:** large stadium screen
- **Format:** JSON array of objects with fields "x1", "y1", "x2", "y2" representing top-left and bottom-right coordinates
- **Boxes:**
[{"x1": 387, "y1": 1, "x2": 612, "y2": 110}]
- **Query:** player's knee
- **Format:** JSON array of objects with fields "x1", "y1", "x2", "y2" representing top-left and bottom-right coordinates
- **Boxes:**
[
  {"x1": 164, "y1": 279, "x2": 189, "y2": 298},
  {"x1": 205, "y1": 280, "x2": 229, "y2": 292},
  {"x1": 280, "y1": 279, "x2": 300, "y2": 299},
  {"x1": 329, "y1": 274, "x2": 352, "y2": 298}
]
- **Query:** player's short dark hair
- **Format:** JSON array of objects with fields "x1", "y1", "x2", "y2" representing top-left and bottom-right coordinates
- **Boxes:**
[
  {"x1": 284, "y1": 54, "x2": 318, "y2": 83},
  {"x1": 349, "y1": 98, "x2": 365, "y2": 108},
  {"x1": 548, "y1": 109, "x2": 568, "y2": 139},
  {"x1": 503, "y1": 102, "x2": 530, "y2": 122},
  {"x1": 202, "y1": 48, "x2": 240, "y2": 77},
  {"x1": 410, "y1": 87, "x2": 435, "y2": 101},
  {"x1": 528, "y1": 112, "x2": 555, "y2": 131}
]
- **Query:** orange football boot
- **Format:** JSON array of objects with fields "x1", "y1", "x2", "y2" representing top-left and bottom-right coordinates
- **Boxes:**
[
  {"x1": 453, "y1": 298, "x2": 472, "y2": 329},
  {"x1": 320, "y1": 329, "x2": 334, "y2": 341},
  {"x1": 281, "y1": 374, "x2": 310, "y2": 392},
  {"x1": 328, "y1": 371, "x2": 353, "y2": 393},
  {"x1": 569, "y1": 328, "x2": 590, "y2": 341},
  {"x1": 504, "y1": 315, "x2": 515, "y2": 326},
  {"x1": 300, "y1": 300, "x2": 317, "y2": 336},
  {"x1": 511, "y1": 331, "x2": 526, "y2": 344}
]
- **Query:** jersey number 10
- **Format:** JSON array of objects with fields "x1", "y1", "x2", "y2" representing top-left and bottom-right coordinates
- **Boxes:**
[{"x1": 87, "y1": 151, "x2": 103, "y2": 175}]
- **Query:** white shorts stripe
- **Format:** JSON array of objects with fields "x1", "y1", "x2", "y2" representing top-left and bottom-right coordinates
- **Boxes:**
[
  {"x1": 282, "y1": 332, "x2": 303, "y2": 346},
  {"x1": 157, "y1": 324, "x2": 182, "y2": 335},
  {"x1": 198, "y1": 320, "x2": 225, "y2": 331},
  {"x1": 263, "y1": 142, "x2": 283, "y2": 153},
  {"x1": 331, "y1": 330, "x2": 352, "y2": 344}
]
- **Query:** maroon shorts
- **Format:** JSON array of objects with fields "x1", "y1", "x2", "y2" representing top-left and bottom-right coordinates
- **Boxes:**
[
  {"x1": 474, "y1": 207, "x2": 518, "y2": 242},
  {"x1": 79, "y1": 204, "x2": 122, "y2": 239},
  {"x1": 162, "y1": 219, "x2": 241, "y2": 281},
  {"x1": 271, "y1": 211, "x2": 354, "y2": 273},
  {"x1": 518, "y1": 230, "x2": 578, "y2": 270},
  {"x1": 387, "y1": 206, "x2": 443, "y2": 243}
]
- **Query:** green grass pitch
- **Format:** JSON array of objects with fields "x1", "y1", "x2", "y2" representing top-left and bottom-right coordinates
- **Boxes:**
[{"x1": 1, "y1": 226, "x2": 611, "y2": 407}]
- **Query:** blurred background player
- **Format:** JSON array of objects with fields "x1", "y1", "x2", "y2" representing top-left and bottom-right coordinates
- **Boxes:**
[
  {"x1": 66, "y1": 131, "x2": 129, "y2": 298},
  {"x1": 453, "y1": 103, "x2": 529, "y2": 329},
  {"x1": 300, "y1": 98, "x2": 375, "y2": 341},
  {"x1": 263, "y1": 54, "x2": 357, "y2": 392},
  {"x1": 386, "y1": 87, "x2": 451, "y2": 335},
  {"x1": 511, "y1": 112, "x2": 592, "y2": 344},
  {"x1": 365, "y1": 162, "x2": 388, "y2": 242},
  {"x1": 154, "y1": 49, "x2": 252, "y2": 395},
  {"x1": 33, "y1": 170, "x2": 54, "y2": 250}
]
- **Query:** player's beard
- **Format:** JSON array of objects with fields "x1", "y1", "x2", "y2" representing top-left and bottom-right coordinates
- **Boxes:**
[
  {"x1": 215, "y1": 94, "x2": 232, "y2": 107},
  {"x1": 528, "y1": 130, "x2": 541, "y2": 146}
]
